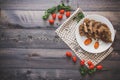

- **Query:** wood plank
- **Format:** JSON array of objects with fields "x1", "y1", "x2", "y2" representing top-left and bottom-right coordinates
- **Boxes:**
[
  {"x1": 0, "y1": 48, "x2": 78, "y2": 69},
  {"x1": 0, "y1": 58, "x2": 80, "y2": 69},
  {"x1": 0, "y1": 29, "x2": 120, "y2": 50},
  {"x1": 0, "y1": 29, "x2": 68, "y2": 49},
  {"x1": 0, "y1": 10, "x2": 68, "y2": 28},
  {"x1": 0, "y1": 0, "x2": 119, "y2": 11},
  {"x1": 0, "y1": 48, "x2": 120, "y2": 69},
  {"x1": 0, "y1": 68, "x2": 119, "y2": 80},
  {"x1": 0, "y1": 10, "x2": 120, "y2": 29},
  {"x1": 0, "y1": 0, "x2": 61, "y2": 10},
  {"x1": 0, "y1": 0, "x2": 77, "y2": 10},
  {"x1": 0, "y1": 48, "x2": 120, "y2": 60},
  {"x1": 0, "y1": 49, "x2": 79, "y2": 69},
  {"x1": 0, "y1": 49, "x2": 120, "y2": 80},
  {"x1": 77, "y1": 0, "x2": 120, "y2": 11},
  {"x1": 0, "y1": 68, "x2": 82, "y2": 80},
  {"x1": 87, "y1": 68, "x2": 120, "y2": 80}
]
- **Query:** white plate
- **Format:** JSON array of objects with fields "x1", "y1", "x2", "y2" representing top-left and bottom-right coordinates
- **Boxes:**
[{"x1": 75, "y1": 14, "x2": 115, "y2": 53}]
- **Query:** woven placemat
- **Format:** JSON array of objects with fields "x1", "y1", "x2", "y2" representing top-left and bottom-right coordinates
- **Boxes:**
[{"x1": 55, "y1": 8, "x2": 113, "y2": 67}]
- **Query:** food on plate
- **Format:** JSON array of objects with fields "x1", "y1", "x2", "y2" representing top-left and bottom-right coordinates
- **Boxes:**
[
  {"x1": 79, "y1": 18, "x2": 112, "y2": 43},
  {"x1": 84, "y1": 38, "x2": 92, "y2": 45},
  {"x1": 94, "y1": 41, "x2": 99, "y2": 49}
]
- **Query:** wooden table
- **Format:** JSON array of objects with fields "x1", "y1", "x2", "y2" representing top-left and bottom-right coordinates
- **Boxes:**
[{"x1": 0, "y1": 0, "x2": 120, "y2": 80}]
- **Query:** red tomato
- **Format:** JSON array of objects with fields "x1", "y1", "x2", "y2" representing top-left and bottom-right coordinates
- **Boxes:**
[
  {"x1": 52, "y1": 13, "x2": 56, "y2": 19},
  {"x1": 80, "y1": 59, "x2": 85, "y2": 66},
  {"x1": 80, "y1": 61, "x2": 85, "y2": 66},
  {"x1": 59, "y1": 9, "x2": 65, "y2": 14},
  {"x1": 81, "y1": 59, "x2": 85, "y2": 62},
  {"x1": 94, "y1": 41, "x2": 99, "y2": 49},
  {"x1": 84, "y1": 38, "x2": 92, "y2": 45},
  {"x1": 87, "y1": 61, "x2": 93, "y2": 66},
  {"x1": 96, "y1": 65, "x2": 103, "y2": 70},
  {"x1": 89, "y1": 64, "x2": 94, "y2": 70},
  {"x1": 58, "y1": 14, "x2": 63, "y2": 20},
  {"x1": 66, "y1": 11, "x2": 71, "y2": 17},
  {"x1": 72, "y1": 56, "x2": 77, "y2": 63},
  {"x1": 66, "y1": 51, "x2": 72, "y2": 57},
  {"x1": 49, "y1": 19, "x2": 54, "y2": 24}
]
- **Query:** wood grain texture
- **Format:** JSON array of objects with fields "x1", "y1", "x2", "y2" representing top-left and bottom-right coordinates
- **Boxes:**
[
  {"x1": 0, "y1": 69, "x2": 82, "y2": 80},
  {"x1": 0, "y1": 49, "x2": 120, "y2": 80},
  {"x1": 0, "y1": 29, "x2": 120, "y2": 50},
  {"x1": 0, "y1": 0, "x2": 77, "y2": 10},
  {"x1": 0, "y1": 48, "x2": 120, "y2": 69},
  {"x1": 0, "y1": 0, "x2": 61, "y2": 10},
  {"x1": 0, "y1": 29, "x2": 69, "y2": 49},
  {"x1": 0, "y1": 68, "x2": 120, "y2": 80},
  {"x1": 0, "y1": 0, "x2": 120, "y2": 80},
  {"x1": 0, "y1": 48, "x2": 119, "y2": 60},
  {"x1": 0, "y1": 11, "x2": 120, "y2": 29},
  {"x1": 0, "y1": 0, "x2": 120, "y2": 11},
  {"x1": 77, "y1": 0, "x2": 120, "y2": 11},
  {"x1": 0, "y1": 10, "x2": 67, "y2": 28}
]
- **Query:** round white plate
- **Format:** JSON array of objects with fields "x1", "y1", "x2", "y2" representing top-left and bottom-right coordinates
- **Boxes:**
[{"x1": 75, "y1": 14, "x2": 115, "y2": 53}]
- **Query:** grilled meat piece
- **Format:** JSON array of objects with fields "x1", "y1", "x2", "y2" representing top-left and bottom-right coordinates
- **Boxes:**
[{"x1": 79, "y1": 18, "x2": 112, "y2": 43}]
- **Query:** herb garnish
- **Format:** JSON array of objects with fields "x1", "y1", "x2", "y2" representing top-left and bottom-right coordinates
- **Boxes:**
[
  {"x1": 42, "y1": 3, "x2": 71, "y2": 20},
  {"x1": 73, "y1": 12, "x2": 84, "y2": 22}
]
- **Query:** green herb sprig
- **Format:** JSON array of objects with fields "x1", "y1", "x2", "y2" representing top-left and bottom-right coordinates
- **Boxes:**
[
  {"x1": 73, "y1": 12, "x2": 84, "y2": 22},
  {"x1": 79, "y1": 66, "x2": 97, "y2": 76},
  {"x1": 42, "y1": 3, "x2": 71, "y2": 20}
]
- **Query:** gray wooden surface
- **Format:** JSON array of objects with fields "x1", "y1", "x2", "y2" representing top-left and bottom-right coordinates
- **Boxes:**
[{"x1": 0, "y1": 0, "x2": 120, "y2": 80}]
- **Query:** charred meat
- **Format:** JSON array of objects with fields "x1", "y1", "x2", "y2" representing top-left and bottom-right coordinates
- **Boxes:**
[{"x1": 79, "y1": 18, "x2": 112, "y2": 43}]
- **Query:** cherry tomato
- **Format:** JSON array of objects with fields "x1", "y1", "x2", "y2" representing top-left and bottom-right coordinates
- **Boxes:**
[
  {"x1": 81, "y1": 59, "x2": 85, "y2": 62},
  {"x1": 80, "y1": 59, "x2": 85, "y2": 66},
  {"x1": 84, "y1": 38, "x2": 92, "y2": 45},
  {"x1": 80, "y1": 61, "x2": 85, "y2": 66},
  {"x1": 59, "y1": 9, "x2": 65, "y2": 14},
  {"x1": 66, "y1": 11, "x2": 71, "y2": 17},
  {"x1": 66, "y1": 51, "x2": 72, "y2": 57},
  {"x1": 58, "y1": 14, "x2": 63, "y2": 20},
  {"x1": 87, "y1": 61, "x2": 93, "y2": 66},
  {"x1": 52, "y1": 13, "x2": 56, "y2": 19},
  {"x1": 96, "y1": 65, "x2": 103, "y2": 70},
  {"x1": 89, "y1": 64, "x2": 94, "y2": 70},
  {"x1": 94, "y1": 41, "x2": 99, "y2": 49},
  {"x1": 49, "y1": 19, "x2": 54, "y2": 24},
  {"x1": 72, "y1": 56, "x2": 77, "y2": 63}
]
